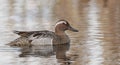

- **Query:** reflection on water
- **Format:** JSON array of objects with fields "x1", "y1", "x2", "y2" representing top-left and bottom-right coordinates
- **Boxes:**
[
  {"x1": 0, "y1": 0, "x2": 120, "y2": 65},
  {"x1": 53, "y1": 44, "x2": 71, "y2": 65},
  {"x1": 19, "y1": 43, "x2": 71, "y2": 65},
  {"x1": 86, "y1": 0, "x2": 103, "y2": 65}
]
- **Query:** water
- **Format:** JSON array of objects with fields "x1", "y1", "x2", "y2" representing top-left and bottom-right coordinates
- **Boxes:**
[{"x1": 0, "y1": 0, "x2": 120, "y2": 65}]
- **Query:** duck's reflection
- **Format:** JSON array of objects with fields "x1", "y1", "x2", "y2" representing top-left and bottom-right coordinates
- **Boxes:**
[
  {"x1": 19, "y1": 43, "x2": 70, "y2": 64},
  {"x1": 53, "y1": 43, "x2": 70, "y2": 64},
  {"x1": 19, "y1": 45, "x2": 55, "y2": 57}
]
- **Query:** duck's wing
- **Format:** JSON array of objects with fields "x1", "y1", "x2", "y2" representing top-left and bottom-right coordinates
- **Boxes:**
[
  {"x1": 13, "y1": 30, "x2": 37, "y2": 37},
  {"x1": 13, "y1": 30, "x2": 57, "y2": 40},
  {"x1": 28, "y1": 30, "x2": 57, "y2": 40}
]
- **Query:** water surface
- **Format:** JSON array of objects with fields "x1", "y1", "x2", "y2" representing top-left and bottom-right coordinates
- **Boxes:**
[{"x1": 0, "y1": 0, "x2": 120, "y2": 65}]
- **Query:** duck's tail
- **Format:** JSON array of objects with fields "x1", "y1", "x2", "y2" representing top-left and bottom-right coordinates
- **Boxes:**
[
  {"x1": 6, "y1": 41, "x2": 17, "y2": 47},
  {"x1": 6, "y1": 37, "x2": 32, "y2": 47}
]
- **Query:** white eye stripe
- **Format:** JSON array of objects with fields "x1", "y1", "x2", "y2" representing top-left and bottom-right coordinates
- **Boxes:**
[{"x1": 55, "y1": 21, "x2": 67, "y2": 26}]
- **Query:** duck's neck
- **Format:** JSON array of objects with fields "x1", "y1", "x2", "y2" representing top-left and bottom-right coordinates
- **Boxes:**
[{"x1": 55, "y1": 29, "x2": 70, "y2": 44}]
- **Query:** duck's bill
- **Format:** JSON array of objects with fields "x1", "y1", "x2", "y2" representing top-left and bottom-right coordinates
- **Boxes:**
[{"x1": 68, "y1": 26, "x2": 79, "y2": 32}]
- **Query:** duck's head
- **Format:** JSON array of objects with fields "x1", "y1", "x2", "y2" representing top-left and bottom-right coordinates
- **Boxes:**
[{"x1": 55, "y1": 20, "x2": 78, "y2": 32}]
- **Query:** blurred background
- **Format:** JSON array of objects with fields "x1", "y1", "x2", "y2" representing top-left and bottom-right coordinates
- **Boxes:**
[{"x1": 0, "y1": 0, "x2": 120, "y2": 65}]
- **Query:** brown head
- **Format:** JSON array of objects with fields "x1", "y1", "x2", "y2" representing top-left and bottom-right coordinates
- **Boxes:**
[{"x1": 55, "y1": 20, "x2": 78, "y2": 33}]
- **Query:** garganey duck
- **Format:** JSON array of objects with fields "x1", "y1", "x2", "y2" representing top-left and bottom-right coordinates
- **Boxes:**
[{"x1": 7, "y1": 20, "x2": 78, "y2": 47}]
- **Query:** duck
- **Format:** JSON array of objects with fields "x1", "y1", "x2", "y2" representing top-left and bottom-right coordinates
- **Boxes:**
[{"x1": 7, "y1": 20, "x2": 78, "y2": 47}]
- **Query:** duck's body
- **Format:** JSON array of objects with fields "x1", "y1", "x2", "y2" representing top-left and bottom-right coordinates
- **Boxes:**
[
  {"x1": 8, "y1": 30, "x2": 56, "y2": 47},
  {"x1": 7, "y1": 20, "x2": 78, "y2": 47}
]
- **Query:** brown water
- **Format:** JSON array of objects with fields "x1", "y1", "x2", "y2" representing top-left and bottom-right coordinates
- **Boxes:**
[{"x1": 0, "y1": 0, "x2": 120, "y2": 65}]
